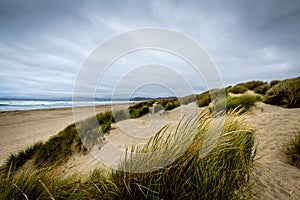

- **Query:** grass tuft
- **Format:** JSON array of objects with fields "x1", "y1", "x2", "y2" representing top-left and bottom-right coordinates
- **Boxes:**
[
  {"x1": 229, "y1": 85, "x2": 248, "y2": 94},
  {"x1": 210, "y1": 93, "x2": 263, "y2": 114},
  {"x1": 110, "y1": 110, "x2": 256, "y2": 199},
  {"x1": 286, "y1": 128, "x2": 300, "y2": 168},
  {"x1": 265, "y1": 76, "x2": 300, "y2": 108}
]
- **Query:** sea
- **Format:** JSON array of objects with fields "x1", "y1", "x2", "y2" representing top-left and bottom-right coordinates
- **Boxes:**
[{"x1": 0, "y1": 99, "x2": 133, "y2": 112}]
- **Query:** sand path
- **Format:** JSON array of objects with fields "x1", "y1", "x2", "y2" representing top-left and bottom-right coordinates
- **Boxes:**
[{"x1": 248, "y1": 102, "x2": 300, "y2": 199}]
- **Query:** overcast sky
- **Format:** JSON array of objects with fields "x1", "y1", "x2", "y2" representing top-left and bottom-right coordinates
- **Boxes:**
[{"x1": 0, "y1": 0, "x2": 300, "y2": 99}]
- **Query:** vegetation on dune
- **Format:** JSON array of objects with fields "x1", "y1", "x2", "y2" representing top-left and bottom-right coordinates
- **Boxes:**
[
  {"x1": 270, "y1": 80, "x2": 281, "y2": 87},
  {"x1": 229, "y1": 85, "x2": 248, "y2": 94},
  {"x1": 110, "y1": 110, "x2": 256, "y2": 200},
  {"x1": 113, "y1": 98, "x2": 181, "y2": 119},
  {"x1": 180, "y1": 94, "x2": 197, "y2": 105},
  {"x1": 196, "y1": 89, "x2": 227, "y2": 108},
  {"x1": 227, "y1": 80, "x2": 269, "y2": 95},
  {"x1": 210, "y1": 93, "x2": 263, "y2": 113},
  {"x1": 2, "y1": 98, "x2": 182, "y2": 175},
  {"x1": 3, "y1": 76, "x2": 300, "y2": 199},
  {"x1": 157, "y1": 98, "x2": 180, "y2": 111},
  {"x1": 286, "y1": 128, "x2": 300, "y2": 168},
  {"x1": 196, "y1": 91, "x2": 211, "y2": 107},
  {"x1": 264, "y1": 76, "x2": 300, "y2": 108},
  {"x1": 0, "y1": 110, "x2": 256, "y2": 199},
  {"x1": 2, "y1": 111, "x2": 114, "y2": 173},
  {"x1": 196, "y1": 77, "x2": 300, "y2": 111},
  {"x1": 253, "y1": 83, "x2": 270, "y2": 95},
  {"x1": 236, "y1": 80, "x2": 267, "y2": 91}
]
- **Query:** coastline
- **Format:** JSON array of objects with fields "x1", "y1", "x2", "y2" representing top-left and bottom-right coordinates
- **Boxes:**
[{"x1": 0, "y1": 103, "x2": 128, "y2": 165}]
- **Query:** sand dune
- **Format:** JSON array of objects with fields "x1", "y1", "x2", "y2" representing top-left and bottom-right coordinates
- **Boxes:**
[
  {"x1": 0, "y1": 104, "x2": 127, "y2": 165},
  {"x1": 1, "y1": 102, "x2": 299, "y2": 199}
]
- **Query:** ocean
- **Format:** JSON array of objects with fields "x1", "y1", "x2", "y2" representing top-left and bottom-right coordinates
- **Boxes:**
[{"x1": 0, "y1": 99, "x2": 133, "y2": 112}]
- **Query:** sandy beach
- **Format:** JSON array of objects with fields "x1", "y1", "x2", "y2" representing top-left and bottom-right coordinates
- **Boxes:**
[{"x1": 0, "y1": 104, "x2": 127, "y2": 165}]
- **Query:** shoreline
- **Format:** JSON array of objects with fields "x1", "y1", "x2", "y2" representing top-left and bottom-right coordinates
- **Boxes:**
[
  {"x1": 0, "y1": 103, "x2": 129, "y2": 165},
  {"x1": 0, "y1": 101, "x2": 136, "y2": 113}
]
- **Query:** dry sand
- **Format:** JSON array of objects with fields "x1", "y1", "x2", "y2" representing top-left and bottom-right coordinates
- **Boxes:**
[
  {"x1": 248, "y1": 102, "x2": 300, "y2": 199},
  {"x1": 1, "y1": 102, "x2": 300, "y2": 199}
]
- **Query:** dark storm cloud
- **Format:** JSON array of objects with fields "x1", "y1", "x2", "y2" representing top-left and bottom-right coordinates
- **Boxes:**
[{"x1": 0, "y1": 0, "x2": 299, "y2": 98}]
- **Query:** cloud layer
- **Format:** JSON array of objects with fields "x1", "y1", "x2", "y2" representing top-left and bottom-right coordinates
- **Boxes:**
[{"x1": 0, "y1": 0, "x2": 299, "y2": 98}]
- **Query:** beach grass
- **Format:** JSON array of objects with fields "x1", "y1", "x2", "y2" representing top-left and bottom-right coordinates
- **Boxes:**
[
  {"x1": 286, "y1": 128, "x2": 300, "y2": 168},
  {"x1": 0, "y1": 109, "x2": 256, "y2": 199},
  {"x1": 229, "y1": 85, "x2": 248, "y2": 94},
  {"x1": 2, "y1": 111, "x2": 114, "y2": 173},
  {"x1": 209, "y1": 93, "x2": 263, "y2": 114},
  {"x1": 265, "y1": 76, "x2": 300, "y2": 108}
]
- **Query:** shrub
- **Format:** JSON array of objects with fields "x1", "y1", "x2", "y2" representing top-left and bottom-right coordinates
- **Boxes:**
[
  {"x1": 254, "y1": 83, "x2": 270, "y2": 94},
  {"x1": 270, "y1": 80, "x2": 281, "y2": 87},
  {"x1": 237, "y1": 80, "x2": 267, "y2": 91},
  {"x1": 286, "y1": 129, "x2": 300, "y2": 168},
  {"x1": 129, "y1": 108, "x2": 140, "y2": 118},
  {"x1": 154, "y1": 98, "x2": 180, "y2": 111},
  {"x1": 139, "y1": 106, "x2": 150, "y2": 116},
  {"x1": 225, "y1": 85, "x2": 232, "y2": 94},
  {"x1": 180, "y1": 94, "x2": 197, "y2": 105},
  {"x1": 197, "y1": 91, "x2": 211, "y2": 107},
  {"x1": 164, "y1": 100, "x2": 180, "y2": 111},
  {"x1": 229, "y1": 85, "x2": 248, "y2": 94},
  {"x1": 129, "y1": 106, "x2": 150, "y2": 119},
  {"x1": 265, "y1": 77, "x2": 300, "y2": 108},
  {"x1": 210, "y1": 93, "x2": 262, "y2": 113}
]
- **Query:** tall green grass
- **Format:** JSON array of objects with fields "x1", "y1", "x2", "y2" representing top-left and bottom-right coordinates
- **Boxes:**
[
  {"x1": 285, "y1": 128, "x2": 300, "y2": 168},
  {"x1": 210, "y1": 93, "x2": 263, "y2": 113},
  {"x1": 110, "y1": 110, "x2": 256, "y2": 199},
  {"x1": 0, "y1": 110, "x2": 256, "y2": 199}
]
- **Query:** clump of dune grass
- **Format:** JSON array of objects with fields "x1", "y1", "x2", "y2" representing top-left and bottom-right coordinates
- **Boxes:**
[
  {"x1": 158, "y1": 98, "x2": 180, "y2": 111},
  {"x1": 196, "y1": 91, "x2": 211, "y2": 107},
  {"x1": 236, "y1": 80, "x2": 267, "y2": 91},
  {"x1": 180, "y1": 94, "x2": 197, "y2": 105},
  {"x1": 104, "y1": 110, "x2": 256, "y2": 199},
  {"x1": 270, "y1": 80, "x2": 281, "y2": 87},
  {"x1": 253, "y1": 83, "x2": 270, "y2": 95},
  {"x1": 127, "y1": 101, "x2": 156, "y2": 119},
  {"x1": 210, "y1": 93, "x2": 263, "y2": 113},
  {"x1": 196, "y1": 89, "x2": 227, "y2": 108},
  {"x1": 0, "y1": 109, "x2": 256, "y2": 199},
  {"x1": 151, "y1": 98, "x2": 181, "y2": 113},
  {"x1": 2, "y1": 111, "x2": 114, "y2": 173},
  {"x1": 229, "y1": 85, "x2": 248, "y2": 94},
  {"x1": 265, "y1": 76, "x2": 300, "y2": 108},
  {"x1": 285, "y1": 128, "x2": 300, "y2": 168}
]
